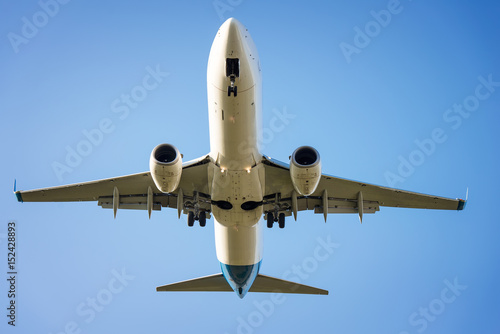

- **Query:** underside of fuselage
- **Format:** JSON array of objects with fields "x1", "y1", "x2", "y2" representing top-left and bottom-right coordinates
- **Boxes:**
[{"x1": 206, "y1": 18, "x2": 264, "y2": 296}]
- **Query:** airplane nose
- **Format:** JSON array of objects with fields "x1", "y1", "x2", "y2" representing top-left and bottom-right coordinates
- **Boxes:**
[
  {"x1": 219, "y1": 17, "x2": 246, "y2": 52},
  {"x1": 221, "y1": 17, "x2": 244, "y2": 38},
  {"x1": 207, "y1": 17, "x2": 259, "y2": 94}
]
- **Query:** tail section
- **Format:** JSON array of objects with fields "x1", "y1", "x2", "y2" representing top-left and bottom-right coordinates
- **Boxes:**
[{"x1": 156, "y1": 273, "x2": 328, "y2": 296}]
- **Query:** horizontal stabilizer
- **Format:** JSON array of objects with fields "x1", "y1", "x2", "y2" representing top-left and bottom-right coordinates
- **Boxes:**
[
  {"x1": 251, "y1": 274, "x2": 328, "y2": 295},
  {"x1": 156, "y1": 273, "x2": 328, "y2": 295},
  {"x1": 157, "y1": 274, "x2": 232, "y2": 292}
]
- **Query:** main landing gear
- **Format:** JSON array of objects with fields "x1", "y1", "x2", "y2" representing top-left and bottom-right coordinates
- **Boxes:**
[
  {"x1": 187, "y1": 211, "x2": 207, "y2": 227},
  {"x1": 266, "y1": 193, "x2": 287, "y2": 229},
  {"x1": 266, "y1": 212, "x2": 285, "y2": 229},
  {"x1": 185, "y1": 191, "x2": 208, "y2": 227}
]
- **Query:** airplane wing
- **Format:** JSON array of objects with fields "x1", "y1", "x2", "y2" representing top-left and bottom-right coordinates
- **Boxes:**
[
  {"x1": 261, "y1": 156, "x2": 466, "y2": 222},
  {"x1": 15, "y1": 155, "x2": 212, "y2": 217},
  {"x1": 14, "y1": 153, "x2": 466, "y2": 222}
]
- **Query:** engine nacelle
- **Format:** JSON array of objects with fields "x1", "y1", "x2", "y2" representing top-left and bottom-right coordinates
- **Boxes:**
[
  {"x1": 290, "y1": 146, "x2": 321, "y2": 196},
  {"x1": 149, "y1": 144, "x2": 182, "y2": 193}
]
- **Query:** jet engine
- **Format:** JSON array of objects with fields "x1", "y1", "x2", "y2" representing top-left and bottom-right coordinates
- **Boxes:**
[
  {"x1": 149, "y1": 144, "x2": 182, "y2": 193},
  {"x1": 289, "y1": 146, "x2": 321, "y2": 196}
]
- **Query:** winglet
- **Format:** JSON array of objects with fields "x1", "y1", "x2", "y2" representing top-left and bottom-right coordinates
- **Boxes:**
[
  {"x1": 457, "y1": 188, "x2": 468, "y2": 211},
  {"x1": 13, "y1": 180, "x2": 23, "y2": 203}
]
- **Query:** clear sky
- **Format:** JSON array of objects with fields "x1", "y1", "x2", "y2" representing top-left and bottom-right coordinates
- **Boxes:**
[{"x1": 1, "y1": 1, "x2": 500, "y2": 333}]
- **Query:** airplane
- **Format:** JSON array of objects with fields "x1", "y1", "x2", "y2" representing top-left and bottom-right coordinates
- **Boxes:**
[{"x1": 14, "y1": 18, "x2": 466, "y2": 299}]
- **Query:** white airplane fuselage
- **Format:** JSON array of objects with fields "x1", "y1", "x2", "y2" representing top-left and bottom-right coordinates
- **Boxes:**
[{"x1": 206, "y1": 18, "x2": 264, "y2": 297}]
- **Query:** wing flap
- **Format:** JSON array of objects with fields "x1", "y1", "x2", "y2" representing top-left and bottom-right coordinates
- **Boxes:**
[
  {"x1": 97, "y1": 194, "x2": 177, "y2": 211},
  {"x1": 311, "y1": 198, "x2": 380, "y2": 214}
]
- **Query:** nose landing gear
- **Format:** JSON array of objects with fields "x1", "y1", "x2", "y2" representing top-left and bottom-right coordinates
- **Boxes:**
[
  {"x1": 227, "y1": 80, "x2": 238, "y2": 97},
  {"x1": 226, "y1": 58, "x2": 239, "y2": 97}
]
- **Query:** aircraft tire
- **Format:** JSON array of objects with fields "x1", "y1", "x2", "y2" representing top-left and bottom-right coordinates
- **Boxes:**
[
  {"x1": 278, "y1": 213, "x2": 285, "y2": 229},
  {"x1": 188, "y1": 211, "x2": 195, "y2": 227},
  {"x1": 267, "y1": 213, "x2": 274, "y2": 228},
  {"x1": 199, "y1": 211, "x2": 206, "y2": 227}
]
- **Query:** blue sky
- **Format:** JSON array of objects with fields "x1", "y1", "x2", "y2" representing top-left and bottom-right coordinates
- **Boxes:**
[{"x1": 1, "y1": 0, "x2": 499, "y2": 333}]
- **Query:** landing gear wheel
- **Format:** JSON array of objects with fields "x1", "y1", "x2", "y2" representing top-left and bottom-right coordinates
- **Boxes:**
[
  {"x1": 267, "y1": 213, "x2": 274, "y2": 228},
  {"x1": 187, "y1": 211, "x2": 195, "y2": 227},
  {"x1": 227, "y1": 85, "x2": 238, "y2": 97},
  {"x1": 278, "y1": 213, "x2": 285, "y2": 229},
  {"x1": 199, "y1": 211, "x2": 206, "y2": 227}
]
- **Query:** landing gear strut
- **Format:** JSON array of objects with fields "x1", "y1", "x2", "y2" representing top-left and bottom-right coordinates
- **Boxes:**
[{"x1": 227, "y1": 84, "x2": 237, "y2": 97}]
